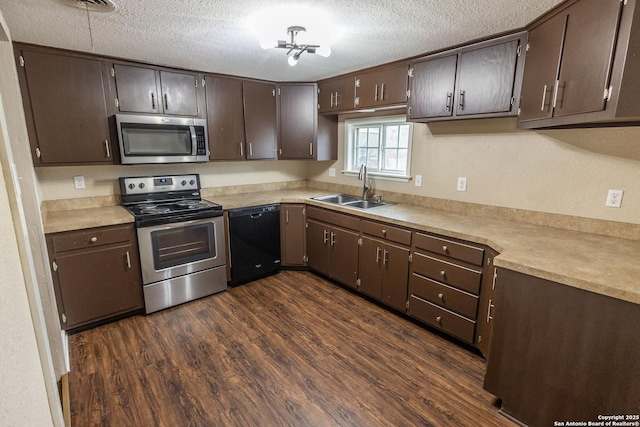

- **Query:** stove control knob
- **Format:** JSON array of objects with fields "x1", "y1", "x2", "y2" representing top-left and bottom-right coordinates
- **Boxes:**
[
  {"x1": 181, "y1": 180, "x2": 187, "y2": 186},
  {"x1": 128, "y1": 183, "x2": 135, "y2": 190},
  {"x1": 189, "y1": 180, "x2": 195, "y2": 185},
  {"x1": 139, "y1": 183, "x2": 145, "y2": 189}
]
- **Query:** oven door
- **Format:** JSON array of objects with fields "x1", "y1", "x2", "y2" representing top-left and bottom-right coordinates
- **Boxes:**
[{"x1": 137, "y1": 216, "x2": 226, "y2": 285}]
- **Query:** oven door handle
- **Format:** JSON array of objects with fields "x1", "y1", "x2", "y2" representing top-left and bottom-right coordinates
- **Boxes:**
[{"x1": 190, "y1": 126, "x2": 197, "y2": 155}]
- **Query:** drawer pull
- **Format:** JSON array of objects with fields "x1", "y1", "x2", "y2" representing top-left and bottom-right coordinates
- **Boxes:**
[
  {"x1": 442, "y1": 245, "x2": 448, "y2": 253},
  {"x1": 487, "y1": 299, "x2": 495, "y2": 323},
  {"x1": 90, "y1": 237, "x2": 98, "y2": 243},
  {"x1": 330, "y1": 232, "x2": 336, "y2": 247},
  {"x1": 323, "y1": 229, "x2": 329, "y2": 244},
  {"x1": 438, "y1": 293, "x2": 444, "y2": 300},
  {"x1": 436, "y1": 316, "x2": 442, "y2": 323},
  {"x1": 382, "y1": 229, "x2": 387, "y2": 236},
  {"x1": 440, "y1": 270, "x2": 446, "y2": 277},
  {"x1": 126, "y1": 251, "x2": 131, "y2": 269},
  {"x1": 376, "y1": 247, "x2": 381, "y2": 264}
]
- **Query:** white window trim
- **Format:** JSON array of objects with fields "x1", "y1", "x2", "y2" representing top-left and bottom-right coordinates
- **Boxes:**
[{"x1": 343, "y1": 115, "x2": 413, "y2": 182}]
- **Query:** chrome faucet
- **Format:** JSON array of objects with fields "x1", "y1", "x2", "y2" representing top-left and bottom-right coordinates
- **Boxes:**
[{"x1": 358, "y1": 164, "x2": 372, "y2": 200}]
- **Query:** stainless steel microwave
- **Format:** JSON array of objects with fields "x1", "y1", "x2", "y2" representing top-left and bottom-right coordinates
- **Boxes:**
[{"x1": 115, "y1": 114, "x2": 209, "y2": 164}]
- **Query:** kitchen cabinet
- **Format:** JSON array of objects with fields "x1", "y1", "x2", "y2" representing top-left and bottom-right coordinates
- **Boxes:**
[
  {"x1": 484, "y1": 268, "x2": 640, "y2": 427},
  {"x1": 206, "y1": 76, "x2": 245, "y2": 160},
  {"x1": 243, "y1": 80, "x2": 277, "y2": 160},
  {"x1": 408, "y1": 32, "x2": 526, "y2": 122},
  {"x1": 473, "y1": 250, "x2": 498, "y2": 358},
  {"x1": 407, "y1": 232, "x2": 484, "y2": 345},
  {"x1": 277, "y1": 83, "x2": 338, "y2": 160},
  {"x1": 357, "y1": 220, "x2": 411, "y2": 311},
  {"x1": 15, "y1": 46, "x2": 115, "y2": 166},
  {"x1": 306, "y1": 206, "x2": 360, "y2": 288},
  {"x1": 318, "y1": 75, "x2": 356, "y2": 113},
  {"x1": 280, "y1": 204, "x2": 306, "y2": 267},
  {"x1": 518, "y1": 0, "x2": 640, "y2": 128},
  {"x1": 355, "y1": 65, "x2": 409, "y2": 109},
  {"x1": 111, "y1": 63, "x2": 204, "y2": 117},
  {"x1": 46, "y1": 224, "x2": 143, "y2": 330}
]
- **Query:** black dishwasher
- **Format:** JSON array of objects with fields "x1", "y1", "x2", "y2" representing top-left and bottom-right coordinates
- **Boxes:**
[{"x1": 227, "y1": 204, "x2": 281, "y2": 286}]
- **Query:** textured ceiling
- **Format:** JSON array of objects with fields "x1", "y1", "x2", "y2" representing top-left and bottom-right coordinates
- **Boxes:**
[{"x1": 0, "y1": 0, "x2": 563, "y2": 82}]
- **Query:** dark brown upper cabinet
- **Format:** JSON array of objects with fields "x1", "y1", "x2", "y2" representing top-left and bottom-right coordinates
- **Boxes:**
[
  {"x1": 243, "y1": 81, "x2": 277, "y2": 160},
  {"x1": 206, "y1": 76, "x2": 245, "y2": 160},
  {"x1": 355, "y1": 65, "x2": 409, "y2": 109},
  {"x1": 518, "y1": 0, "x2": 640, "y2": 129},
  {"x1": 15, "y1": 46, "x2": 115, "y2": 166},
  {"x1": 318, "y1": 75, "x2": 356, "y2": 113},
  {"x1": 111, "y1": 63, "x2": 204, "y2": 117},
  {"x1": 408, "y1": 32, "x2": 526, "y2": 122}
]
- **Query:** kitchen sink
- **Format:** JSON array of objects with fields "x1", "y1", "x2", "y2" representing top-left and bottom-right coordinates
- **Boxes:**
[{"x1": 312, "y1": 194, "x2": 390, "y2": 209}]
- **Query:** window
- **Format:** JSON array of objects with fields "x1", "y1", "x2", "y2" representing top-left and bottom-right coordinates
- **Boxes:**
[{"x1": 344, "y1": 115, "x2": 413, "y2": 180}]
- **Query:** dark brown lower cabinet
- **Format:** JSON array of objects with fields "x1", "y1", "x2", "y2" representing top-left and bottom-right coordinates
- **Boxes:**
[
  {"x1": 280, "y1": 204, "x2": 306, "y2": 267},
  {"x1": 474, "y1": 250, "x2": 498, "y2": 357},
  {"x1": 484, "y1": 268, "x2": 640, "y2": 427},
  {"x1": 47, "y1": 224, "x2": 143, "y2": 330}
]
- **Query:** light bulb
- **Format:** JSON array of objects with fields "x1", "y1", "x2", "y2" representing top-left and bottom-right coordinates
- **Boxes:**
[{"x1": 288, "y1": 54, "x2": 299, "y2": 66}]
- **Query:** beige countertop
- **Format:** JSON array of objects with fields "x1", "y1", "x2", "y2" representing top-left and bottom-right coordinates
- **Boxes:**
[{"x1": 43, "y1": 189, "x2": 640, "y2": 305}]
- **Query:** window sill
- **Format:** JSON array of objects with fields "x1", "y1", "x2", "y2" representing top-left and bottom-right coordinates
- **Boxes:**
[{"x1": 342, "y1": 170, "x2": 412, "y2": 183}]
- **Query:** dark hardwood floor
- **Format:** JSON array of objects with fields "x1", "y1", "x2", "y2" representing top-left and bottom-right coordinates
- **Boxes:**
[{"x1": 69, "y1": 270, "x2": 513, "y2": 427}]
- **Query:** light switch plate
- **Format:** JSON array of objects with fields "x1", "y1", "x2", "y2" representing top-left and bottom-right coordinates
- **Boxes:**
[
  {"x1": 73, "y1": 175, "x2": 85, "y2": 189},
  {"x1": 457, "y1": 177, "x2": 467, "y2": 192},
  {"x1": 329, "y1": 167, "x2": 336, "y2": 177},
  {"x1": 415, "y1": 175, "x2": 422, "y2": 187}
]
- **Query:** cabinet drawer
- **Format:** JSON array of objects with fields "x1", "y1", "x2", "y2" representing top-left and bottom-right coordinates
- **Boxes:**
[
  {"x1": 413, "y1": 232, "x2": 484, "y2": 266},
  {"x1": 409, "y1": 273, "x2": 478, "y2": 319},
  {"x1": 51, "y1": 224, "x2": 134, "y2": 253},
  {"x1": 411, "y1": 251, "x2": 482, "y2": 295},
  {"x1": 409, "y1": 295, "x2": 476, "y2": 344},
  {"x1": 306, "y1": 206, "x2": 360, "y2": 231},
  {"x1": 361, "y1": 220, "x2": 411, "y2": 246}
]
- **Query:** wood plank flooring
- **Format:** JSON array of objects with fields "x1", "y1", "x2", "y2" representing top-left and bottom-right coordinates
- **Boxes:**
[{"x1": 69, "y1": 270, "x2": 514, "y2": 427}]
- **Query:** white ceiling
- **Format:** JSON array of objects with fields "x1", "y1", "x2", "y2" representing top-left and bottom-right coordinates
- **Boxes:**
[{"x1": 0, "y1": 0, "x2": 563, "y2": 82}]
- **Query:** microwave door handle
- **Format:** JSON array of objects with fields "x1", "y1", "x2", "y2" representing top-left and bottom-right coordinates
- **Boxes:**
[{"x1": 189, "y1": 126, "x2": 197, "y2": 155}]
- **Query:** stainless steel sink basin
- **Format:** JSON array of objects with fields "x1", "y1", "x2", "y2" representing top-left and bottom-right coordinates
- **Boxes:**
[
  {"x1": 312, "y1": 194, "x2": 390, "y2": 209},
  {"x1": 312, "y1": 194, "x2": 360, "y2": 204},
  {"x1": 343, "y1": 200, "x2": 389, "y2": 209}
]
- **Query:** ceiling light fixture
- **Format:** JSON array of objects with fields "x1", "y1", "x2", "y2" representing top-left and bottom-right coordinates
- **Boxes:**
[{"x1": 264, "y1": 26, "x2": 331, "y2": 66}]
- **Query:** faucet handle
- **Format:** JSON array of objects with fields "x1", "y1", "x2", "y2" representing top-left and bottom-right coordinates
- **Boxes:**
[{"x1": 373, "y1": 194, "x2": 382, "y2": 202}]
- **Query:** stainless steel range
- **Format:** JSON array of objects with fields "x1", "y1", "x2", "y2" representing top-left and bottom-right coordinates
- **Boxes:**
[{"x1": 120, "y1": 174, "x2": 226, "y2": 314}]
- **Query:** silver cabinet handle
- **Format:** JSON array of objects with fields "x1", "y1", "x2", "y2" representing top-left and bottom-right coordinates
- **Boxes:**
[
  {"x1": 285, "y1": 210, "x2": 289, "y2": 224},
  {"x1": 249, "y1": 143, "x2": 253, "y2": 157},
  {"x1": 330, "y1": 232, "x2": 336, "y2": 247},
  {"x1": 90, "y1": 237, "x2": 98, "y2": 243},
  {"x1": 487, "y1": 299, "x2": 495, "y2": 322},
  {"x1": 446, "y1": 92, "x2": 453, "y2": 111},
  {"x1": 309, "y1": 142, "x2": 313, "y2": 157},
  {"x1": 440, "y1": 270, "x2": 446, "y2": 277},
  {"x1": 541, "y1": 84, "x2": 548, "y2": 111},
  {"x1": 382, "y1": 229, "x2": 387, "y2": 236},
  {"x1": 323, "y1": 229, "x2": 329, "y2": 244},
  {"x1": 330, "y1": 92, "x2": 335, "y2": 108},
  {"x1": 376, "y1": 247, "x2": 381, "y2": 263},
  {"x1": 552, "y1": 80, "x2": 560, "y2": 108},
  {"x1": 374, "y1": 84, "x2": 379, "y2": 101},
  {"x1": 164, "y1": 93, "x2": 169, "y2": 110},
  {"x1": 104, "y1": 140, "x2": 110, "y2": 158},
  {"x1": 380, "y1": 83, "x2": 385, "y2": 101},
  {"x1": 458, "y1": 90, "x2": 465, "y2": 110},
  {"x1": 438, "y1": 293, "x2": 444, "y2": 300},
  {"x1": 240, "y1": 142, "x2": 243, "y2": 157},
  {"x1": 383, "y1": 249, "x2": 388, "y2": 266},
  {"x1": 442, "y1": 245, "x2": 448, "y2": 253},
  {"x1": 126, "y1": 251, "x2": 131, "y2": 269},
  {"x1": 334, "y1": 92, "x2": 339, "y2": 106},
  {"x1": 151, "y1": 92, "x2": 156, "y2": 109},
  {"x1": 436, "y1": 316, "x2": 442, "y2": 323}
]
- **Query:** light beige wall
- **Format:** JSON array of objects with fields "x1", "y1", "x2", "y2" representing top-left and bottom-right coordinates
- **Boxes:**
[
  {"x1": 308, "y1": 112, "x2": 640, "y2": 225},
  {"x1": 37, "y1": 160, "x2": 308, "y2": 200}
]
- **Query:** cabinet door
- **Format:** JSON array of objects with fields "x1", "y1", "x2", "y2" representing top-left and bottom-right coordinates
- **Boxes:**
[
  {"x1": 159, "y1": 70, "x2": 199, "y2": 116},
  {"x1": 206, "y1": 76, "x2": 245, "y2": 160},
  {"x1": 476, "y1": 260, "x2": 497, "y2": 358},
  {"x1": 55, "y1": 242, "x2": 143, "y2": 329},
  {"x1": 456, "y1": 40, "x2": 519, "y2": 116},
  {"x1": 278, "y1": 84, "x2": 317, "y2": 159},
  {"x1": 20, "y1": 50, "x2": 113, "y2": 165},
  {"x1": 381, "y1": 242, "x2": 410, "y2": 312},
  {"x1": 318, "y1": 76, "x2": 356, "y2": 113},
  {"x1": 357, "y1": 236, "x2": 383, "y2": 300},
  {"x1": 329, "y1": 226, "x2": 360, "y2": 289},
  {"x1": 408, "y1": 55, "x2": 457, "y2": 119},
  {"x1": 113, "y1": 63, "x2": 160, "y2": 114},
  {"x1": 518, "y1": 14, "x2": 567, "y2": 122},
  {"x1": 553, "y1": 0, "x2": 623, "y2": 118},
  {"x1": 280, "y1": 204, "x2": 306, "y2": 267},
  {"x1": 356, "y1": 66, "x2": 408, "y2": 108},
  {"x1": 306, "y1": 219, "x2": 330, "y2": 275},
  {"x1": 243, "y1": 81, "x2": 277, "y2": 160}
]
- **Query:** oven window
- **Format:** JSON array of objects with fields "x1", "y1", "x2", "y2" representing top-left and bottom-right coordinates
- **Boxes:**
[
  {"x1": 122, "y1": 124, "x2": 192, "y2": 156},
  {"x1": 151, "y1": 223, "x2": 216, "y2": 270}
]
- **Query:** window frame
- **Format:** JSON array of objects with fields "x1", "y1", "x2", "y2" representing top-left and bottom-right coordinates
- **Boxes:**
[{"x1": 343, "y1": 115, "x2": 413, "y2": 182}]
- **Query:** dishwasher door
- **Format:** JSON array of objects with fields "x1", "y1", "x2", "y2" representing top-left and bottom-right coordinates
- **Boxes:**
[{"x1": 227, "y1": 204, "x2": 281, "y2": 286}]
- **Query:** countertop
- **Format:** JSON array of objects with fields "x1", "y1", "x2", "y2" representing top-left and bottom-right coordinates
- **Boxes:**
[{"x1": 43, "y1": 189, "x2": 640, "y2": 305}]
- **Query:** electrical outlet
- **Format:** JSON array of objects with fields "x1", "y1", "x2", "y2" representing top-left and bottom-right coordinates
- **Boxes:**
[
  {"x1": 415, "y1": 175, "x2": 422, "y2": 187},
  {"x1": 606, "y1": 189, "x2": 623, "y2": 208},
  {"x1": 328, "y1": 167, "x2": 336, "y2": 177},
  {"x1": 457, "y1": 177, "x2": 467, "y2": 192},
  {"x1": 73, "y1": 175, "x2": 85, "y2": 189}
]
